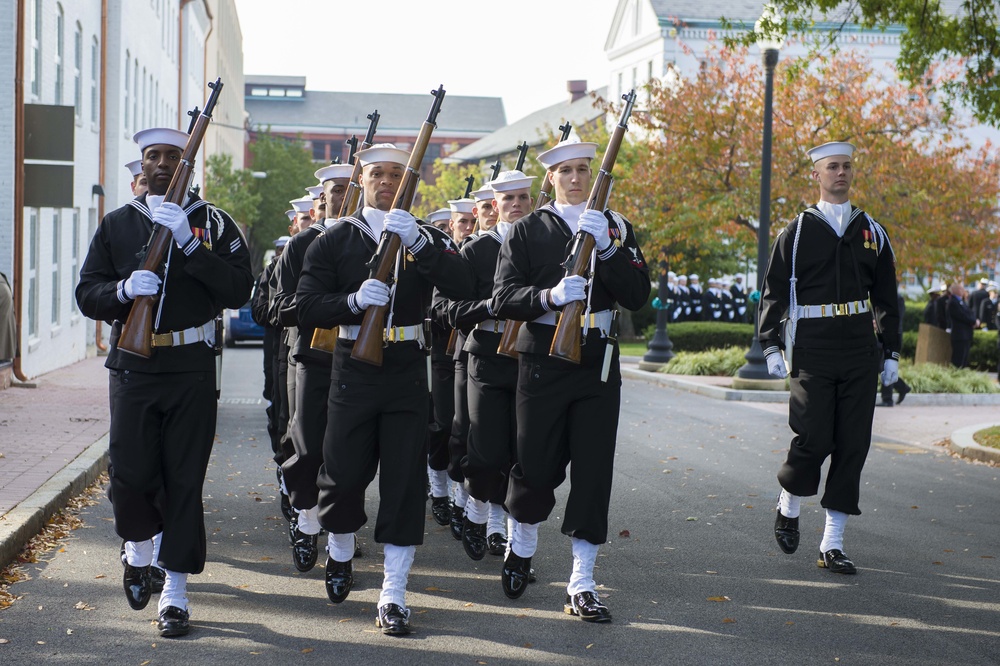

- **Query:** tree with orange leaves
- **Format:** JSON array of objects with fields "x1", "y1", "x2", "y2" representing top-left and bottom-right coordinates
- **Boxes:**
[{"x1": 616, "y1": 42, "x2": 1000, "y2": 283}]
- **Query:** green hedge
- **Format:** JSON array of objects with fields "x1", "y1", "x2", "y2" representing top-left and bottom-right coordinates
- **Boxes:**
[
  {"x1": 645, "y1": 321, "x2": 755, "y2": 352},
  {"x1": 903, "y1": 300, "x2": 926, "y2": 333},
  {"x1": 901, "y1": 329, "x2": 997, "y2": 372}
]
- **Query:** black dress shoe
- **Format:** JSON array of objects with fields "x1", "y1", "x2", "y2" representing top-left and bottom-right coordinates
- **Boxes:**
[
  {"x1": 897, "y1": 384, "x2": 911, "y2": 404},
  {"x1": 325, "y1": 557, "x2": 353, "y2": 603},
  {"x1": 450, "y1": 503, "x2": 465, "y2": 541},
  {"x1": 376, "y1": 603, "x2": 412, "y2": 636},
  {"x1": 819, "y1": 549, "x2": 857, "y2": 574},
  {"x1": 430, "y1": 496, "x2": 451, "y2": 526},
  {"x1": 486, "y1": 532, "x2": 507, "y2": 557},
  {"x1": 462, "y1": 519, "x2": 487, "y2": 561},
  {"x1": 157, "y1": 605, "x2": 190, "y2": 637},
  {"x1": 774, "y1": 510, "x2": 800, "y2": 554},
  {"x1": 564, "y1": 591, "x2": 612, "y2": 623},
  {"x1": 292, "y1": 530, "x2": 319, "y2": 572},
  {"x1": 276, "y1": 467, "x2": 295, "y2": 523},
  {"x1": 122, "y1": 563, "x2": 152, "y2": 611},
  {"x1": 501, "y1": 553, "x2": 532, "y2": 599},
  {"x1": 150, "y1": 566, "x2": 166, "y2": 594}
]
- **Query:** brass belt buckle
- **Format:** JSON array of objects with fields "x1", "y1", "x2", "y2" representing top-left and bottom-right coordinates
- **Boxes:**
[{"x1": 835, "y1": 303, "x2": 847, "y2": 316}]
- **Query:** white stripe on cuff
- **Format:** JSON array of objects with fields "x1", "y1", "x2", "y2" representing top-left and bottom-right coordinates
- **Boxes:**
[
  {"x1": 409, "y1": 235, "x2": 428, "y2": 254},
  {"x1": 597, "y1": 244, "x2": 618, "y2": 261},
  {"x1": 348, "y1": 293, "x2": 362, "y2": 315},
  {"x1": 182, "y1": 236, "x2": 201, "y2": 256},
  {"x1": 117, "y1": 280, "x2": 130, "y2": 303}
]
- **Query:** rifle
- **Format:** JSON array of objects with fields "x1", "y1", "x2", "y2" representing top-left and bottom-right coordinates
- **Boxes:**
[
  {"x1": 549, "y1": 90, "x2": 636, "y2": 364},
  {"x1": 311, "y1": 115, "x2": 378, "y2": 353},
  {"x1": 497, "y1": 125, "x2": 572, "y2": 359},
  {"x1": 117, "y1": 79, "x2": 224, "y2": 358},
  {"x1": 514, "y1": 140, "x2": 529, "y2": 171},
  {"x1": 463, "y1": 174, "x2": 475, "y2": 199},
  {"x1": 351, "y1": 86, "x2": 446, "y2": 366}
]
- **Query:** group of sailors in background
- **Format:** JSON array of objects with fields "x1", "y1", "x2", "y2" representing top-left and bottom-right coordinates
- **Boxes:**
[{"x1": 664, "y1": 272, "x2": 749, "y2": 323}]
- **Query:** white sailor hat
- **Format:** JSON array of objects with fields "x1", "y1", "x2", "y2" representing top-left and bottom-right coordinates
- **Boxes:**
[
  {"x1": 678, "y1": 275, "x2": 688, "y2": 281},
  {"x1": 978, "y1": 277, "x2": 989, "y2": 286},
  {"x1": 275, "y1": 235, "x2": 291, "y2": 248},
  {"x1": 667, "y1": 271, "x2": 676, "y2": 279},
  {"x1": 125, "y1": 160, "x2": 143, "y2": 178},
  {"x1": 489, "y1": 170, "x2": 536, "y2": 193},
  {"x1": 537, "y1": 136, "x2": 598, "y2": 170},
  {"x1": 448, "y1": 198, "x2": 476, "y2": 214},
  {"x1": 689, "y1": 274, "x2": 700, "y2": 281},
  {"x1": 305, "y1": 185, "x2": 324, "y2": 199},
  {"x1": 427, "y1": 208, "x2": 452, "y2": 224},
  {"x1": 315, "y1": 164, "x2": 355, "y2": 182},
  {"x1": 133, "y1": 127, "x2": 189, "y2": 153},
  {"x1": 356, "y1": 143, "x2": 410, "y2": 167},
  {"x1": 807, "y1": 141, "x2": 855, "y2": 163},
  {"x1": 289, "y1": 196, "x2": 313, "y2": 213},
  {"x1": 989, "y1": 282, "x2": 998, "y2": 291},
  {"x1": 471, "y1": 183, "x2": 494, "y2": 202},
  {"x1": 285, "y1": 210, "x2": 296, "y2": 221}
]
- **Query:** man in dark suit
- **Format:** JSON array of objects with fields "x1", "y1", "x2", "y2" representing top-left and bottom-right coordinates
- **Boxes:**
[
  {"x1": 968, "y1": 278, "x2": 990, "y2": 318},
  {"x1": 978, "y1": 284, "x2": 997, "y2": 331},
  {"x1": 947, "y1": 284, "x2": 978, "y2": 368}
]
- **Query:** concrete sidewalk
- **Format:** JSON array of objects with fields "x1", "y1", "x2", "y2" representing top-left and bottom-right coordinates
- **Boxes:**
[{"x1": 1, "y1": 354, "x2": 997, "y2": 570}]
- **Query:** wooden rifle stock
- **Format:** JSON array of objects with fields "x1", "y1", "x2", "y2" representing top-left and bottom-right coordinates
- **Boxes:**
[
  {"x1": 351, "y1": 87, "x2": 446, "y2": 366},
  {"x1": 498, "y1": 127, "x2": 573, "y2": 359},
  {"x1": 549, "y1": 91, "x2": 637, "y2": 364},
  {"x1": 117, "y1": 79, "x2": 224, "y2": 358},
  {"x1": 311, "y1": 111, "x2": 380, "y2": 352}
]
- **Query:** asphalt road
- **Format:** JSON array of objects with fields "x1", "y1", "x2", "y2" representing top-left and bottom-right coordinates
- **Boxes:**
[{"x1": 0, "y1": 345, "x2": 997, "y2": 665}]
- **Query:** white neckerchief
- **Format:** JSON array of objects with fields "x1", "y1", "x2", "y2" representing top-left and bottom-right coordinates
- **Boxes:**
[
  {"x1": 552, "y1": 201, "x2": 587, "y2": 234},
  {"x1": 494, "y1": 220, "x2": 512, "y2": 242},
  {"x1": 816, "y1": 199, "x2": 851, "y2": 237},
  {"x1": 362, "y1": 206, "x2": 386, "y2": 238},
  {"x1": 324, "y1": 217, "x2": 338, "y2": 228},
  {"x1": 146, "y1": 194, "x2": 165, "y2": 216}
]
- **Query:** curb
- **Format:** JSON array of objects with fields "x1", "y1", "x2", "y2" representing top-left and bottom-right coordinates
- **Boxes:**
[
  {"x1": 622, "y1": 366, "x2": 1000, "y2": 405},
  {"x1": 0, "y1": 434, "x2": 109, "y2": 568},
  {"x1": 948, "y1": 422, "x2": 1000, "y2": 464}
]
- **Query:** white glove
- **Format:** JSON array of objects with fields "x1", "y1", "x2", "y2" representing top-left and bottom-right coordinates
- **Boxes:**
[
  {"x1": 548, "y1": 275, "x2": 587, "y2": 307},
  {"x1": 354, "y1": 278, "x2": 390, "y2": 310},
  {"x1": 765, "y1": 350, "x2": 788, "y2": 379},
  {"x1": 384, "y1": 208, "x2": 420, "y2": 248},
  {"x1": 578, "y1": 209, "x2": 611, "y2": 251},
  {"x1": 881, "y1": 359, "x2": 899, "y2": 387},
  {"x1": 124, "y1": 269, "x2": 161, "y2": 299},
  {"x1": 152, "y1": 202, "x2": 194, "y2": 247}
]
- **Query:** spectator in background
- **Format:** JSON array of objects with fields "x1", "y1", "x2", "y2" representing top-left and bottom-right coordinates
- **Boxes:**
[
  {"x1": 947, "y1": 284, "x2": 978, "y2": 368},
  {"x1": 934, "y1": 282, "x2": 951, "y2": 330},
  {"x1": 0, "y1": 272, "x2": 15, "y2": 363},
  {"x1": 968, "y1": 278, "x2": 990, "y2": 317},
  {"x1": 978, "y1": 283, "x2": 997, "y2": 331},
  {"x1": 923, "y1": 286, "x2": 942, "y2": 326}
]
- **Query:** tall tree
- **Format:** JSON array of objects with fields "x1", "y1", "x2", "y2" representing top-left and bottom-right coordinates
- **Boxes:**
[{"x1": 203, "y1": 152, "x2": 261, "y2": 239}]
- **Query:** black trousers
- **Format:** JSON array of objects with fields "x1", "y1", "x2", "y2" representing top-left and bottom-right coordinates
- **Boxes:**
[
  {"x1": 464, "y1": 352, "x2": 518, "y2": 505},
  {"x1": 447, "y1": 353, "x2": 469, "y2": 483},
  {"x1": 951, "y1": 338, "x2": 971, "y2": 368},
  {"x1": 282, "y1": 358, "x2": 331, "y2": 510},
  {"x1": 506, "y1": 346, "x2": 622, "y2": 545},
  {"x1": 273, "y1": 339, "x2": 292, "y2": 465},
  {"x1": 427, "y1": 354, "x2": 454, "y2": 473},
  {"x1": 316, "y1": 354, "x2": 429, "y2": 546},
  {"x1": 108, "y1": 368, "x2": 216, "y2": 573},
  {"x1": 779, "y1": 346, "x2": 879, "y2": 515}
]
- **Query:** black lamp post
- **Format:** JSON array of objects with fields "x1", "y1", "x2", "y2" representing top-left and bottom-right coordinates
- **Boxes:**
[
  {"x1": 640, "y1": 247, "x2": 675, "y2": 370},
  {"x1": 737, "y1": 7, "x2": 784, "y2": 381}
]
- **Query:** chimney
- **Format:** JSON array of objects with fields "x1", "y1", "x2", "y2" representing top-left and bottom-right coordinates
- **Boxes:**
[{"x1": 567, "y1": 80, "x2": 587, "y2": 103}]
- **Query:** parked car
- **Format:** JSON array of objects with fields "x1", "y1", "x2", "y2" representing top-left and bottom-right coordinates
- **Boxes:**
[{"x1": 223, "y1": 300, "x2": 265, "y2": 347}]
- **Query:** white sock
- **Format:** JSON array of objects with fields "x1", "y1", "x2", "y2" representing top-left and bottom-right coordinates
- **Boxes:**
[
  {"x1": 567, "y1": 537, "x2": 600, "y2": 596},
  {"x1": 778, "y1": 489, "x2": 801, "y2": 519},
  {"x1": 279, "y1": 470, "x2": 289, "y2": 495},
  {"x1": 819, "y1": 509, "x2": 848, "y2": 553},
  {"x1": 124, "y1": 539, "x2": 154, "y2": 567},
  {"x1": 487, "y1": 503, "x2": 507, "y2": 536},
  {"x1": 510, "y1": 521, "x2": 539, "y2": 559},
  {"x1": 151, "y1": 532, "x2": 163, "y2": 570},
  {"x1": 505, "y1": 515, "x2": 516, "y2": 558},
  {"x1": 327, "y1": 533, "x2": 355, "y2": 563},
  {"x1": 158, "y1": 570, "x2": 189, "y2": 613},
  {"x1": 428, "y1": 465, "x2": 448, "y2": 498},
  {"x1": 297, "y1": 505, "x2": 321, "y2": 535},
  {"x1": 378, "y1": 544, "x2": 415, "y2": 609},
  {"x1": 452, "y1": 482, "x2": 469, "y2": 509},
  {"x1": 464, "y1": 497, "x2": 488, "y2": 525}
]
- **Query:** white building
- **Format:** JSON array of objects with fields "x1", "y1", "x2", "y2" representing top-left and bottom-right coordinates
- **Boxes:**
[{"x1": 1, "y1": 0, "x2": 243, "y2": 380}]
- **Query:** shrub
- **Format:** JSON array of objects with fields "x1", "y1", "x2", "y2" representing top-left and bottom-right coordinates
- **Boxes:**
[
  {"x1": 644, "y1": 321, "x2": 754, "y2": 352},
  {"x1": 901, "y1": 329, "x2": 997, "y2": 372},
  {"x1": 895, "y1": 360, "x2": 999, "y2": 394},
  {"x1": 903, "y1": 300, "x2": 926, "y2": 332},
  {"x1": 660, "y1": 346, "x2": 748, "y2": 376}
]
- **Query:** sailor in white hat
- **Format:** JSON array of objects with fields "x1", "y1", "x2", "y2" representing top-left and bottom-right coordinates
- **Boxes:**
[
  {"x1": 491, "y1": 137, "x2": 651, "y2": 623},
  {"x1": 447, "y1": 198, "x2": 477, "y2": 245},
  {"x1": 471, "y1": 181, "x2": 499, "y2": 233},
  {"x1": 760, "y1": 140, "x2": 900, "y2": 576},
  {"x1": 315, "y1": 163, "x2": 356, "y2": 224},
  {"x1": 289, "y1": 197, "x2": 314, "y2": 235},
  {"x1": 295, "y1": 142, "x2": 475, "y2": 636},
  {"x1": 426, "y1": 208, "x2": 452, "y2": 232},
  {"x1": 125, "y1": 160, "x2": 148, "y2": 198}
]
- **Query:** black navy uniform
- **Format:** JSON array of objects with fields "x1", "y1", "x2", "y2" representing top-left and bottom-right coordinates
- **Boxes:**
[
  {"x1": 76, "y1": 193, "x2": 253, "y2": 573},
  {"x1": 492, "y1": 206, "x2": 650, "y2": 544}
]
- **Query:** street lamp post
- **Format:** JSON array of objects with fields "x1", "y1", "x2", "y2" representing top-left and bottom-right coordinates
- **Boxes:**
[
  {"x1": 736, "y1": 6, "x2": 784, "y2": 383},
  {"x1": 639, "y1": 247, "x2": 675, "y2": 370}
]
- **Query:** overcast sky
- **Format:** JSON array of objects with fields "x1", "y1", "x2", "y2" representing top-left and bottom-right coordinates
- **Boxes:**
[{"x1": 233, "y1": 0, "x2": 618, "y2": 123}]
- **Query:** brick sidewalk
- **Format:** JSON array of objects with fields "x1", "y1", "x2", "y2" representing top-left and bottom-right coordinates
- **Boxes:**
[{"x1": 0, "y1": 355, "x2": 110, "y2": 515}]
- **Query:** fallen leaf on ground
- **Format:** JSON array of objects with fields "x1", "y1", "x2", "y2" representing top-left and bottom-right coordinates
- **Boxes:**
[
  {"x1": 707, "y1": 596, "x2": 731, "y2": 602},
  {"x1": 722, "y1": 618, "x2": 736, "y2": 623},
  {"x1": 301, "y1": 647, "x2": 314, "y2": 653},
  {"x1": 619, "y1": 530, "x2": 630, "y2": 538}
]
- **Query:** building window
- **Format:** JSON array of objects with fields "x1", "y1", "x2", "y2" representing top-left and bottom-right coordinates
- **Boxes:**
[
  {"x1": 124, "y1": 52, "x2": 131, "y2": 131},
  {"x1": 632, "y1": 67, "x2": 637, "y2": 90},
  {"x1": 142, "y1": 67, "x2": 147, "y2": 129},
  {"x1": 250, "y1": 87, "x2": 268, "y2": 96},
  {"x1": 91, "y1": 37, "x2": 99, "y2": 124},
  {"x1": 55, "y1": 4, "x2": 65, "y2": 105},
  {"x1": 28, "y1": 210, "x2": 39, "y2": 338},
  {"x1": 133, "y1": 59, "x2": 139, "y2": 132},
  {"x1": 268, "y1": 88, "x2": 286, "y2": 97},
  {"x1": 71, "y1": 210, "x2": 80, "y2": 313},
  {"x1": 31, "y1": 0, "x2": 42, "y2": 97},
  {"x1": 51, "y1": 212, "x2": 62, "y2": 325},
  {"x1": 74, "y1": 23, "x2": 83, "y2": 119}
]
